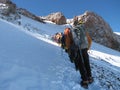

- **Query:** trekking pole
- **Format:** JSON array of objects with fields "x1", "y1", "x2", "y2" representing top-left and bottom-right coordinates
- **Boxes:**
[{"x1": 60, "y1": 47, "x2": 63, "y2": 56}]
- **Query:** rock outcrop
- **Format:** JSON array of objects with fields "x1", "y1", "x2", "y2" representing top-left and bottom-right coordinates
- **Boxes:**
[
  {"x1": 0, "y1": 0, "x2": 44, "y2": 23},
  {"x1": 17, "y1": 8, "x2": 44, "y2": 23},
  {"x1": 0, "y1": 0, "x2": 16, "y2": 15},
  {"x1": 44, "y1": 12, "x2": 66, "y2": 25},
  {"x1": 0, "y1": 0, "x2": 10, "y2": 3}
]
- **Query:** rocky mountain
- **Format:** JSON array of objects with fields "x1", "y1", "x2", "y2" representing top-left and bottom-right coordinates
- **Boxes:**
[
  {"x1": 43, "y1": 12, "x2": 66, "y2": 25},
  {"x1": 0, "y1": 0, "x2": 44, "y2": 23},
  {"x1": 0, "y1": 0, "x2": 16, "y2": 15},
  {"x1": 17, "y1": 8, "x2": 44, "y2": 23},
  {"x1": 0, "y1": 0, "x2": 21, "y2": 25}
]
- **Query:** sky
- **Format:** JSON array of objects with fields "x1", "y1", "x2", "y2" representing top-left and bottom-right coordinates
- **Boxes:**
[{"x1": 12, "y1": 0, "x2": 120, "y2": 32}]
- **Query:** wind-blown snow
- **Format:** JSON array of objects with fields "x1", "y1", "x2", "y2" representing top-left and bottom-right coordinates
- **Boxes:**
[{"x1": 0, "y1": 15, "x2": 120, "y2": 90}]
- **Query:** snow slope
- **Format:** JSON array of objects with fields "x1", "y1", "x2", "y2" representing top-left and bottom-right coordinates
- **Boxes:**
[{"x1": 0, "y1": 16, "x2": 120, "y2": 90}]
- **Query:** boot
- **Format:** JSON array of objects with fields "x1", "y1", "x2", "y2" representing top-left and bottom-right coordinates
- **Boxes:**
[
  {"x1": 88, "y1": 77, "x2": 94, "y2": 84},
  {"x1": 80, "y1": 80, "x2": 88, "y2": 89}
]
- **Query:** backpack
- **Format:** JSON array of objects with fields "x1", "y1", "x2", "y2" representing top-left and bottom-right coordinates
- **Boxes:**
[
  {"x1": 63, "y1": 28, "x2": 74, "y2": 49},
  {"x1": 72, "y1": 24, "x2": 92, "y2": 49}
]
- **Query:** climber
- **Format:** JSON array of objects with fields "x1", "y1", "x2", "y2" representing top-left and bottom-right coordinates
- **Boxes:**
[{"x1": 60, "y1": 20, "x2": 93, "y2": 88}]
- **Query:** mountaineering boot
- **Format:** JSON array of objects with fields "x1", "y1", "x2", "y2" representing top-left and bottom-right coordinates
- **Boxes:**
[
  {"x1": 88, "y1": 77, "x2": 94, "y2": 84},
  {"x1": 80, "y1": 80, "x2": 88, "y2": 89}
]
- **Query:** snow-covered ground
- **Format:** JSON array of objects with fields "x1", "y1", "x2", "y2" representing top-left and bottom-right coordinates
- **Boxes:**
[
  {"x1": 0, "y1": 15, "x2": 120, "y2": 90},
  {"x1": 114, "y1": 32, "x2": 120, "y2": 36}
]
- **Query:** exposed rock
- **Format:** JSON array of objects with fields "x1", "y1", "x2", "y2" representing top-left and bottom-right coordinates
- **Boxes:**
[
  {"x1": 0, "y1": 0, "x2": 10, "y2": 3},
  {"x1": 0, "y1": 0, "x2": 44, "y2": 23},
  {"x1": 7, "y1": 1, "x2": 16, "y2": 14},
  {"x1": 73, "y1": 11, "x2": 120, "y2": 51},
  {"x1": 17, "y1": 8, "x2": 44, "y2": 23},
  {"x1": 0, "y1": 0, "x2": 16, "y2": 15},
  {"x1": 44, "y1": 12, "x2": 66, "y2": 25}
]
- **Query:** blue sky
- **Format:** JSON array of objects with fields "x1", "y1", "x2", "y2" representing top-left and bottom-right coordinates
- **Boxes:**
[{"x1": 12, "y1": 0, "x2": 120, "y2": 32}]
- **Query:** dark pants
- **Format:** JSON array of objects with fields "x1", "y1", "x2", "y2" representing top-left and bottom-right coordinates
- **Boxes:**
[{"x1": 75, "y1": 48, "x2": 92, "y2": 81}]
